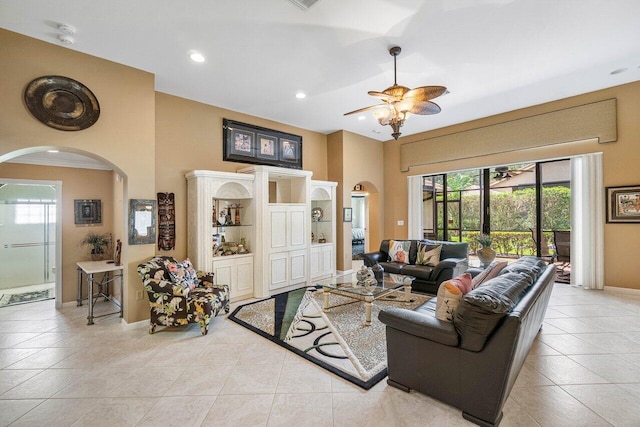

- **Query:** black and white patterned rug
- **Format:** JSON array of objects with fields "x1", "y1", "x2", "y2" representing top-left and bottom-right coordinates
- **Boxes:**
[{"x1": 229, "y1": 286, "x2": 430, "y2": 389}]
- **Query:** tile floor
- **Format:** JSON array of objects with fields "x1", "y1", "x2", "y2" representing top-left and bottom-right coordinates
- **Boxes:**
[{"x1": 1, "y1": 283, "x2": 640, "y2": 426}]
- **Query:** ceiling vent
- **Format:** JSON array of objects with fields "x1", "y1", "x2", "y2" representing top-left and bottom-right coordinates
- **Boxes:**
[{"x1": 289, "y1": 0, "x2": 319, "y2": 10}]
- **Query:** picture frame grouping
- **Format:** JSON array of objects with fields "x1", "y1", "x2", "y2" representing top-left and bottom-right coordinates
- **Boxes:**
[{"x1": 223, "y1": 118, "x2": 302, "y2": 169}]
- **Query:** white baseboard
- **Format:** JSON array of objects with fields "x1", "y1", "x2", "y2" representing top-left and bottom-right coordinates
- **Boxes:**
[{"x1": 603, "y1": 286, "x2": 640, "y2": 295}]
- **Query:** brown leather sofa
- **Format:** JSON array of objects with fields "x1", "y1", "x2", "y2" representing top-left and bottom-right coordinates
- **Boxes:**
[
  {"x1": 361, "y1": 239, "x2": 469, "y2": 294},
  {"x1": 379, "y1": 257, "x2": 555, "y2": 427}
]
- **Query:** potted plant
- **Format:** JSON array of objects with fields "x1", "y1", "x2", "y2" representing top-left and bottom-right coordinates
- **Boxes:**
[
  {"x1": 81, "y1": 232, "x2": 110, "y2": 261},
  {"x1": 475, "y1": 233, "x2": 496, "y2": 266}
]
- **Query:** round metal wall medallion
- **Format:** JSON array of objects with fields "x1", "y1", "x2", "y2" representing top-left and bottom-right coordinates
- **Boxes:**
[{"x1": 24, "y1": 75, "x2": 100, "y2": 131}]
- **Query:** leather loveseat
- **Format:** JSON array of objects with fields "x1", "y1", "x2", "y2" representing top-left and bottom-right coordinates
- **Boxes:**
[
  {"x1": 378, "y1": 256, "x2": 555, "y2": 426},
  {"x1": 361, "y1": 239, "x2": 469, "y2": 294}
]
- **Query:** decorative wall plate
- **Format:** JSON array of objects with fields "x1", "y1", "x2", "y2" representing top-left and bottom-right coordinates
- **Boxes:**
[{"x1": 24, "y1": 75, "x2": 100, "y2": 131}]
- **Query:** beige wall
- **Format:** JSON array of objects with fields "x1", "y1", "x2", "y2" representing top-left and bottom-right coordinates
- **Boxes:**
[
  {"x1": 0, "y1": 163, "x2": 114, "y2": 303},
  {"x1": 155, "y1": 92, "x2": 329, "y2": 262},
  {"x1": 384, "y1": 81, "x2": 640, "y2": 290},
  {"x1": 0, "y1": 29, "x2": 156, "y2": 322},
  {"x1": 328, "y1": 131, "x2": 384, "y2": 271}
]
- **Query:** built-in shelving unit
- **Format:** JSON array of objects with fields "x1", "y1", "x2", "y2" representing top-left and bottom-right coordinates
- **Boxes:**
[{"x1": 310, "y1": 181, "x2": 337, "y2": 280}]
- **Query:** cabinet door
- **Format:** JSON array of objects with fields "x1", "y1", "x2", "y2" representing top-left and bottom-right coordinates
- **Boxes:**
[
  {"x1": 236, "y1": 257, "x2": 254, "y2": 295},
  {"x1": 270, "y1": 209, "x2": 288, "y2": 249},
  {"x1": 321, "y1": 245, "x2": 333, "y2": 276},
  {"x1": 269, "y1": 252, "x2": 289, "y2": 290},
  {"x1": 290, "y1": 249, "x2": 307, "y2": 285},
  {"x1": 310, "y1": 246, "x2": 321, "y2": 278},
  {"x1": 289, "y1": 207, "x2": 306, "y2": 248},
  {"x1": 212, "y1": 259, "x2": 234, "y2": 289}
]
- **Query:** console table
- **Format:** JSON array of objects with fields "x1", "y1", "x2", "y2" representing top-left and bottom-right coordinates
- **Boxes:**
[{"x1": 76, "y1": 260, "x2": 124, "y2": 325}]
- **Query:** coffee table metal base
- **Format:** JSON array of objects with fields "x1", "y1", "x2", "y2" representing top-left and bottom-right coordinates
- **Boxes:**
[{"x1": 322, "y1": 283, "x2": 412, "y2": 326}]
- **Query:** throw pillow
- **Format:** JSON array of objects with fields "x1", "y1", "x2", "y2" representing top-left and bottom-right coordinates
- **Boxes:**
[
  {"x1": 416, "y1": 243, "x2": 442, "y2": 266},
  {"x1": 471, "y1": 260, "x2": 508, "y2": 288},
  {"x1": 169, "y1": 258, "x2": 198, "y2": 290},
  {"x1": 388, "y1": 240, "x2": 411, "y2": 264},
  {"x1": 435, "y1": 273, "x2": 473, "y2": 322}
]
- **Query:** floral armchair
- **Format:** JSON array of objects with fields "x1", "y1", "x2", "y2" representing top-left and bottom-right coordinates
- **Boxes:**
[{"x1": 137, "y1": 256, "x2": 230, "y2": 335}]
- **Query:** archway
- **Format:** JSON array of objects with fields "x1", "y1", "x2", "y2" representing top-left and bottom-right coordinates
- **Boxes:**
[
  {"x1": 0, "y1": 146, "x2": 128, "y2": 309},
  {"x1": 349, "y1": 181, "x2": 381, "y2": 261}
]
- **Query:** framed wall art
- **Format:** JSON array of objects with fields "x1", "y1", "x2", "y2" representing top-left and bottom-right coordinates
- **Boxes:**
[
  {"x1": 606, "y1": 185, "x2": 640, "y2": 223},
  {"x1": 223, "y1": 119, "x2": 302, "y2": 169},
  {"x1": 74, "y1": 199, "x2": 102, "y2": 225},
  {"x1": 343, "y1": 207, "x2": 353, "y2": 223},
  {"x1": 129, "y1": 199, "x2": 157, "y2": 245}
]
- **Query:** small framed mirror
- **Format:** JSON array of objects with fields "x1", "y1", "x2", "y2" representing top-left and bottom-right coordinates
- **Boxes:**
[{"x1": 129, "y1": 199, "x2": 156, "y2": 245}]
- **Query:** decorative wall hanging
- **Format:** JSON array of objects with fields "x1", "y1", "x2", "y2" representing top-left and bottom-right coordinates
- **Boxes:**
[
  {"x1": 223, "y1": 119, "x2": 302, "y2": 169},
  {"x1": 24, "y1": 75, "x2": 100, "y2": 131},
  {"x1": 157, "y1": 192, "x2": 176, "y2": 250},
  {"x1": 606, "y1": 185, "x2": 640, "y2": 223},
  {"x1": 74, "y1": 199, "x2": 102, "y2": 225},
  {"x1": 343, "y1": 207, "x2": 353, "y2": 222},
  {"x1": 129, "y1": 199, "x2": 156, "y2": 245}
]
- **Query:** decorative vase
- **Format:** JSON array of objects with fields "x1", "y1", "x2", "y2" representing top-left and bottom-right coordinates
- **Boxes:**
[
  {"x1": 91, "y1": 250, "x2": 104, "y2": 261},
  {"x1": 371, "y1": 263, "x2": 384, "y2": 284},
  {"x1": 477, "y1": 246, "x2": 496, "y2": 266}
]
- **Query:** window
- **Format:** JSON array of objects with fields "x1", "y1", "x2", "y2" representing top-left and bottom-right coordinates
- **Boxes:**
[{"x1": 14, "y1": 203, "x2": 55, "y2": 224}]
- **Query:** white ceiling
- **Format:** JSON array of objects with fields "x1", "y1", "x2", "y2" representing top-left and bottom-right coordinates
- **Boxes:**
[{"x1": 2, "y1": 0, "x2": 640, "y2": 148}]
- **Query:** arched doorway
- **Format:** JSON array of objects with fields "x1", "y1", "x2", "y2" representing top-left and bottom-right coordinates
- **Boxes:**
[
  {"x1": 0, "y1": 146, "x2": 128, "y2": 309},
  {"x1": 350, "y1": 181, "x2": 381, "y2": 260}
]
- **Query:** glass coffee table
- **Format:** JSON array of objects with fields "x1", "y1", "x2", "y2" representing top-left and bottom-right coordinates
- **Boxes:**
[{"x1": 317, "y1": 272, "x2": 416, "y2": 326}]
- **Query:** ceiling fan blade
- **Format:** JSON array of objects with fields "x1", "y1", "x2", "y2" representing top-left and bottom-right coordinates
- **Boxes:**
[
  {"x1": 343, "y1": 104, "x2": 387, "y2": 116},
  {"x1": 409, "y1": 101, "x2": 441, "y2": 115},
  {"x1": 367, "y1": 91, "x2": 400, "y2": 102},
  {"x1": 404, "y1": 86, "x2": 448, "y2": 102}
]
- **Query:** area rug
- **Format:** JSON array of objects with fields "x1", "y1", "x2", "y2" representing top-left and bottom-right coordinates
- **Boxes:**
[
  {"x1": 0, "y1": 288, "x2": 55, "y2": 307},
  {"x1": 229, "y1": 286, "x2": 431, "y2": 389}
]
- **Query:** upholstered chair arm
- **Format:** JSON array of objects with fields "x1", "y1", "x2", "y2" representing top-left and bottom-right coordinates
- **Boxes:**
[
  {"x1": 196, "y1": 271, "x2": 215, "y2": 287},
  {"x1": 379, "y1": 307, "x2": 459, "y2": 347},
  {"x1": 362, "y1": 251, "x2": 388, "y2": 267},
  {"x1": 143, "y1": 278, "x2": 189, "y2": 297}
]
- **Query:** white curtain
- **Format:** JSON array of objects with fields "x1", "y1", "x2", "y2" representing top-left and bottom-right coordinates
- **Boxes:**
[
  {"x1": 407, "y1": 175, "x2": 423, "y2": 240},
  {"x1": 570, "y1": 153, "x2": 605, "y2": 289}
]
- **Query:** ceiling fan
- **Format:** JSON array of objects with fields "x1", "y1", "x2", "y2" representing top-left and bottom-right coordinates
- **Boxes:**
[
  {"x1": 493, "y1": 166, "x2": 534, "y2": 179},
  {"x1": 344, "y1": 46, "x2": 447, "y2": 140}
]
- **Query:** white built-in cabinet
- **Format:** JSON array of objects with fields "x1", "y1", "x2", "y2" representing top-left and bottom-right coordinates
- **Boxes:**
[
  {"x1": 185, "y1": 170, "x2": 255, "y2": 301},
  {"x1": 186, "y1": 167, "x2": 337, "y2": 301},
  {"x1": 310, "y1": 181, "x2": 337, "y2": 280}
]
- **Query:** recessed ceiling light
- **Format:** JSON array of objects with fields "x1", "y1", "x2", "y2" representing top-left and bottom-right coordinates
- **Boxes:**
[
  {"x1": 295, "y1": 92, "x2": 306, "y2": 99},
  {"x1": 47, "y1": 149, "x2": 59, "y2": 153},
  {"x1": 57, "y1": 24, "x2": 76, "y2": 35},
  {"x1": 358, "y1": 115, "x2": 366, "y2": 121},
  {"x1": 189, "y1": 51, "x2": 205, "y2": 63},
  {"x1": 610, "y1": 68, "x2": 627, "y2": 75},
  {"x1": 57, "y1": 34, "x2": 74, "y2": 45}
]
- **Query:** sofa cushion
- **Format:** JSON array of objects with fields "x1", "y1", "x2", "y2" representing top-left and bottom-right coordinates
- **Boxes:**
[
  {"x1": 416, "y1": 243, "x2": 442, "y2": 266},
  {"x1": 454, "y1": 272, "x2": 530, "y2": 351},
  {"x1": 388, "y1": 240, "x2": 411, "y2": 264},
  {"x1": 435, "y1": 273, "x2": 473, "y2": 322},
  {"x1": 378, "y1": 261, "x2": 405, "y2": 275},
  {"x1": 401, "y1": 264, "x2": 434, "y2": 280},
  {"x1": 471, "y1": 260, "x2": 508, "y2": 288},
  {"x1": 499, "y1": 256, "x2": 547, "y2": 284}
]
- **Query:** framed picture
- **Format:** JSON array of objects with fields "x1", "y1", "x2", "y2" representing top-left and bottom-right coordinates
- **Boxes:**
[
  {"x1": 74, "y1": 199, "x2": 102, "y2": 225},
  {"x1": 606, "y1": 185, "x2": 640, "y2": 223},
  {"x1": 343, "y1": 207, "x2": 353, "y2": 223},
  {"x1": 223, "y1": 119, "x2": 302, "y2": 169},
  {"x1": 257, "y1": 133, "x2": 278, "y2": 160},
  {"x1": 280, "y1": 138, "x2": 300, "y2": 164},
  {"x1": 129, "y1": 199, "x2": 156, "y2": 245}
]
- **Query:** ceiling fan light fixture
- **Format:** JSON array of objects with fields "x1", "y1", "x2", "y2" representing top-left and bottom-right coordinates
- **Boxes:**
[{"x1": 344, "y1": 46, "x2": 446, "y2": 140}]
